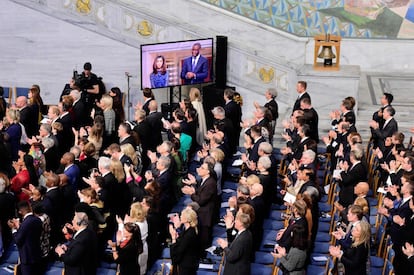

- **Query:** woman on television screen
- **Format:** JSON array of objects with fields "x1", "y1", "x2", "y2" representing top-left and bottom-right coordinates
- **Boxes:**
[{"x1": 150, "y1": 55, "x2": 169, "y2": 88}]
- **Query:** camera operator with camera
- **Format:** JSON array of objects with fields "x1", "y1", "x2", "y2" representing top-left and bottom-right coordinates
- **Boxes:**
[{"x1": 74, "y1": 62, "x2": 103, "y2": 114}]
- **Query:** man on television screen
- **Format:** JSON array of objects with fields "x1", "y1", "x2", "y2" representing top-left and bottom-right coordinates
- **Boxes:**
[{"x1": 181, "y1": 42, "x2": 209, "y2": 85}]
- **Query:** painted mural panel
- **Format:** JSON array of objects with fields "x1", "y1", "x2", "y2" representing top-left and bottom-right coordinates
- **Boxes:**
[{"x1": 201, "y1": 0, "x2": 414, "y2": 38}]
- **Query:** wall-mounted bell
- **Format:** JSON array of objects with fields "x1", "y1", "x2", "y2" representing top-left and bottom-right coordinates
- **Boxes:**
[{"x1": 318, "y1": 46, "x2": 336, "y2": 66}]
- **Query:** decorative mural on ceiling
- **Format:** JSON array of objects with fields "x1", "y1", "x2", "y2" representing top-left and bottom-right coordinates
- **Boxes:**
[{"x1": 201, "y1": 0, "x2": 414, "y2": 38}]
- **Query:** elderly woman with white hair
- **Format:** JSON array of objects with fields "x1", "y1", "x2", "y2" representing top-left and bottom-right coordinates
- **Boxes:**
[{"x1": 256, "y1": 155, "x2": 273, "y2": 215}]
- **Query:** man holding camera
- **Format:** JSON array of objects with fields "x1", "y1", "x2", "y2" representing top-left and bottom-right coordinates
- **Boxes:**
[{"x1": 76, "y1": 62, "x2": 101, "y2": 113}]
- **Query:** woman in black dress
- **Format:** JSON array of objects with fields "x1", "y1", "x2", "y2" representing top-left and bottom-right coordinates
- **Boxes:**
[
  {"x1": 109, "y1": 222, "x2": 143, "y2": 275},
  {"x1": 169, "y1": 207, "x2": 200, "y2": 275}
]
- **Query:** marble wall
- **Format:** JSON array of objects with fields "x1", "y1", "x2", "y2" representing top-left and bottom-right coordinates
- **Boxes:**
[{"x1": 3, "y1": 0, "x2": 413, "y2": 122}]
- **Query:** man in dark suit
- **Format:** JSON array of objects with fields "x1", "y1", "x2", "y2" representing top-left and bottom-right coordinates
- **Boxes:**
[
  {"x1": 146, "y1": 155, "x2": 174, "y2": 216},
  {"x1": 182, "y1": 162, "x2": 217, "y2": 256},
  {"x1": 180, "y1": 42, "x2": 209, "y2": 84},
  {"x1": 55, "y1": 212, "x2": 98, "y2": 275},
  {"x1": 292, "y1": 81, "x2": 310, "y2": 113},
  {"x1": 335, "y1": 147, "x2": 367, "y2": 208},
  {"x1": 245, "y1": 125, "x2": 266, "y2": 164},
  {"x1": 379, "y1": 177, "x2": 414, "y2": 275},
  {"x1": 59, "y1": 100, "x2": 75, "y2": 154},
  {"x1": 224, "y1": 88, "x2": 242, "y2": 144},
  {"x1": 140, "y1": 88, "x2": 154, "y2": 116},
  {"x1": 300, "y1": 97, "x2": 319, "y2": 143},
  {"x1": 133, "y1": 109, "x2": 152, "y2": 169},
  {"x1": 217, "y1": 212, "x2": 252, "y2": 275},
  {"x1": 370, "y1": 106, "x2": 398, "y2": 151},
  {"x1": 16, "y1": 96, "x2": 37, "y2": 138},
  {"x1": 212, "y1": 106, "x2": 237, "y2": 154},
  {"x1": 146, "y1": 100, "x2": 164, "y2": 151},
  {"x1": 118, "y1": 122, "x2": 137, "y2": 149},
  {"x1": 372, "y1": 92, "x2": 393, "y2": 131},
  {"x1": 70, "y1": 90, "x2": 88, "y2": 130},
  {"x1": 249, "y1": 183, "x2": 265, "y2": 251},
  {"x1": 43, "y1": 173, "x2": 64, "y2": 247},
  {"x1": 8, "y1": 201, "x2": 43, "y2": 275}
]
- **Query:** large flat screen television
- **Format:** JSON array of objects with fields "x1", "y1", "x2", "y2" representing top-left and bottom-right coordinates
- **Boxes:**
[{"x1": 141, "y1": 38, "x2": 214, "y2": 89}]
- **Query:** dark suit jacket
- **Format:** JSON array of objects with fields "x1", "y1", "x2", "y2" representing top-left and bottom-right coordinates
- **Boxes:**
[
  {"x1": 248, "y1": 136, "x2": 266, "y2": 163},
  {"x1": 59, "y1": 113, "x2": 75, "y2": 153},
  {"x1": 224, "y1": 100, "x2": 242, "y2": 132},
  {"x1": 191, "y1": 177, "x2": 217, "y2": 227},
  {"x1": 372, "y1": 117, "x2": 398, "y2": 151},
  {"x1": 293, "y1": 92, "x2": 310, "y2": 113},
  {"x1": 303, "y1": 108, "x2": 319, "y2": 142},
  {"x1": 291, "y1": 137, "x2": 315, "y2": 161},
  {"x1": 62, "y1": 227, "x2": 98, "y2": 275},
  {"x1": 146, "y1": 111, "x2": 163, "y2": 151},
  {"x1": 339, "y1": 162, "x2": 367, "y2": 208},
  {"x1": 389, "y1": 198, "x2": 413, "y2": 247},
  {"x1": 14, "y1": 214, "x2": 43, "y2": 265},
  {"x1": 180, "y1": 55, "x2": 209, "y2": 84},
  {"x1": 249, "y1": 195, "x2": 265, "y2": 250},
  {"x1": 120, "y1": 135, "x2": 137, "y2": 149},
  {"x1": 157, "y1": 170, "x2": 173, "y2": 215},
  {"x1": 142, "y1": 99, "x2": 153, "y2": 116},
  {"x1": 44, "y1": 147, "x2": 60, "y2": 172},
  {"x1": 341, "y1": 243, "x2": 368, "y2": 275},
  {"x1": 19, "y1": 106, "x2": 37, "y2": 138},
  {"x1": 265, "y1": 99, "x2": 278, "y2": 121},
  {"x1": 170, "y1": 226, "x2": 200, "y2": 271},
  {"x1": 72, "y1": 100, "x2": 88, "y2": 129},
  {"x1": 278, "y1": 217, "x2": 308, "y2": 251},
  {"x1": 223, "y1": 229, "x2": 252, "y2": 275}
]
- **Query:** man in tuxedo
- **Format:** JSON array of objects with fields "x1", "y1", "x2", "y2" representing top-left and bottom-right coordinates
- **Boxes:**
[
  {"x1": 182, "y1": 162, "x2": 218, "y2": 256},
  {"x1": 212, "y1": 106, "x2": 237, "y2": 154},
  {"x1": 292, "y1": 81, "x2": 310, "y2": 113},
  {"x1": 180, "y1": 42, "x2": 209, "y2": 84},
  {"x1": 133, "y1": 109, "x2": 151, "y2": 169},
  {"x1": 372, "y1": 92, "x2": 393, "y2": 130},
  {"x1": 224, "y1": 88, "x2": 242, "y2": 144},
  {"x1": 140, "y1": 88, "x2": 154, "y2": 116},
  {"x1": 59, "y1": 99, "x2": 75, "y2": 154},
  {"x1": 70, "y1": 89, "x2": 88, "y2": 130},
  {"x1": 43, "y1": 173, "x2": 64, "y2": 247},
  {"x1": 370, "y1": 106, "x2": 398, "y2": 151},
  {"x1": 16, "y1": 96, "x2": 37, "y2": 138},
  {"x1": 146, "y1": 100, "x2": 163, "y2": 151},
  {"x1": 146, "y1": 155, "x2": 174, "y2": 215},
  {"x1": 217, "y1": 212, "x2": 252, "y2": 275},
  {"x1": 249, "y1": 183, "x2": 265, "y2": 251},
  {"x1": 335, "y1": 146, "x2": 367, "y2": 208},
  {"x1": 8, "y1": 201, "x2": 43, "y2": 275},
  {"x1": 378, "y1": 177, "x2": 414, "y2": 275},
  {"x1": 55, "y1": 212, "x2": 98, "y2": 275},
  {"x1": 245, "y1": 125, "x2": 266, "y2": 164},
  {"x1": 117, "y1": 122, "x2": 136, "y2": 149},
  {"x1": 300, "y1": 97, "x2": 319, "y2": 143}
]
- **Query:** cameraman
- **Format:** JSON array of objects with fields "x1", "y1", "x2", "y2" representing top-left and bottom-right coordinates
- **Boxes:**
[{"x1": 77, "y1": 62, "x2": 100, "y2": 113}]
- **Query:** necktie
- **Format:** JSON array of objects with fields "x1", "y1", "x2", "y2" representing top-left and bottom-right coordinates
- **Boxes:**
[{"x1": 192, "y1": 58, "x2": 196, "y2": 71}]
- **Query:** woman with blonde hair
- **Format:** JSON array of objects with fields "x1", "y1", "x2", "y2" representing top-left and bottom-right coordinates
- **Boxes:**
[
  {"x1": 110, "y1": 159, "x2": 125, "y2": 184},
  {"x1": 98, "y1": 94, "x2": 116, "y2": 148},
  {"x1": 121, "y1": 143, "x2": 139, "y2": 168},
  {"x1": 329, "y1": 220, "x2": 370, "y2": 275},
  {"x1": 189, "y1": 87, "x2": 207, "y2": 146},
  {"x1": 169, "y1": 207, "x2": 199, "y2": 275},
  {"x1": 116, "y1": 202, "x2": 149, "y2": 275}
]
